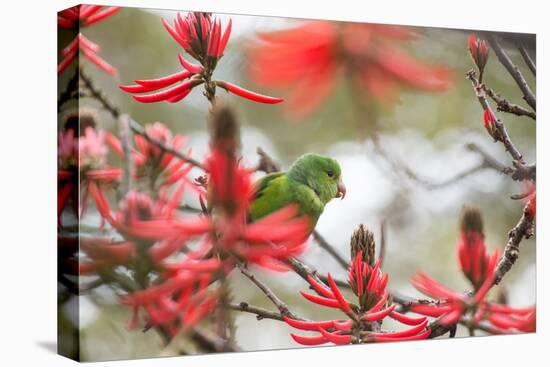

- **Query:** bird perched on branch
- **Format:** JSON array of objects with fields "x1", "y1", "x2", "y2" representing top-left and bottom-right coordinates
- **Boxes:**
[{"x1": 250, "y1": 153, "x2": 346, "y2": 230}]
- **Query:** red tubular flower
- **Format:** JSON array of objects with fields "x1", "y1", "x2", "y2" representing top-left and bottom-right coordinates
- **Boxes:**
[
  {"x1": 409, "y1": 204, "x2": 533, "y2": 332},
  {"x1": 122, "y1": 271, "x2": 219, "y2": 333},
  {"x1": 457, "y1": 205, "x2": 492, "y2": 290},
  {"x1": 468, "y1": 33, "x2": 490, "y2": 82},
  {"x1": 248, "y1": 21, "x2": 453, "y2": 119},
  {"x1": 58, "y1": 127, "x2": 121, "y2": 224},
  {"x1": 58, "y1": 5, "x2": 120, "y2": 75},
  {"x1": 286, "y1": 251, "x2": 430, "y2": 345},
  {"x1": 120, "y1": 11, "x2": 283, "y2": 105},
  {"x1": 486, "y1": 304, "x2": 536, "y2": 333},
  {"x1": 79, "y1": 238, "x2": 136, "y2": 275},
  {"x1": 410, "y1": 249, "x2": 500, "y2": 326},
  {"x1": 107, "y1": 122, "x2": 198, "y2": 189}
]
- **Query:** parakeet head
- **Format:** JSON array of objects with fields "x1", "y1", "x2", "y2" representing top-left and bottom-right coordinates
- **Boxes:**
[{"x1": 288, "y1": 153, "x2": 346, "y2": 205}]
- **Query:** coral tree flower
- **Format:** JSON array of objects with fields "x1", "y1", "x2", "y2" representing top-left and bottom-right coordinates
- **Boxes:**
[
  {"x1": 286, "y1": 249, "x2": 430, "y2": 345},
  {"x1": 120, "y1": 11, "x2": 283, "y2": 105},
  {"x1": 410, "y1": 205, "x2": 535, "y2": 332},
  {"x1": 57, "y1": 125, "x2": 122, "y2": 225},
  {"x1": 248, "y1": 21, "x2": 453, "y2": 119},
  {"x1": 58, "y1": 5, "x2": 121, "y2": 75},
  {"x1": 106, "y1": 122, "x2": 198, "y2": 190}
]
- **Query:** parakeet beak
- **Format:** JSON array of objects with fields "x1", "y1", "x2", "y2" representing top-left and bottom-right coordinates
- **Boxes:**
[{"x1": 336, "y1": 180, "x2": 347, "y2": 200}]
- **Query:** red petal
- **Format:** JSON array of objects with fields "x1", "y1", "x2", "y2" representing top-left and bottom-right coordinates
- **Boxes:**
[
  {"x1": 178, "y1": 54, "x2": 203, "y2": 74},
  {"x1": 290, "y1": 333, "x2": 329, "y2": 346},
  {"x1": 317, "y1": 327, "x2": 352, "y2": 345},
  {"x1": 306, "y1": 275, "x2": 335, "y2": 299},
  {"x1": 216, "y1": 80, "x2": 284, "y2": 104},
  {"x1": 132, "y1": 80, "x2": 202, "y2": 103},
  {"x1": 283, "y1": 316, "x2": 335, "y2": 331},
  {"x1": 300, "y1": 291, "x2": 341, "y2": 308},
  {"x1": 327, "y1": 273, "x2": 352, "y2": 314},
  {"x1": 362, "y1": 304, "x2": 396, "y2": 322},
  {"x1": 83, "y1": 7, "x2": 121, "y2": 27},
  {"x1": 136, "y1": 70, "x2": 193, "y2": 89},
  {"x1": 390, "y1": 311, "x2": 427, "y2": 326}
]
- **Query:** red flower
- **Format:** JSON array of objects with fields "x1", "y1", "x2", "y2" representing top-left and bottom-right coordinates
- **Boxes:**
[
  {"x1": 120, "y1": 11, "x2": 283, "y2": 105},
  {"x1": 58, "y1": 5, "x2": 120, "y2": 75},
  {"x1": 122, "y1": 271, "x2": 219, "y2": 334},
  {"x1": 106, "y1": 122, "x2": 198, "y2": 189},
  {"x1": 286, "y1": 251, "x2": 430, "y2": 345},
  {"x1": 468, "y1": 34, "x2": 490, "y2": 82},
  {"x1": 248, "y1": 21, "x2": 453, "y2": 119},
  {"x1": 410, "y1": 206, "x2": 536, "y2": 334},
  {"x1": 410, "y1": 251, "x2": 498, "y2": 326},
  {"x1": 457, "y1": 205, "x2": 492, "y2": 290},
  {"x1": 57, "y1": 127, "x2": 121, "y2": 225},
  {"x1": 486, "y1": 304, "x2": 536, "y2": 333}
]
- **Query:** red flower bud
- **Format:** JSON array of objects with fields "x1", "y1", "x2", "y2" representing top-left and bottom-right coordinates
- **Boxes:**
[{"x1": 468, "y1": 33, "x2": 490, "y2": 81}]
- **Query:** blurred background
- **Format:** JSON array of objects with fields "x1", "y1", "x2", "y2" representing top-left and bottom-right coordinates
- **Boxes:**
[{"x1": 58, "y1": 6, "x2": 536, "y2": 361}]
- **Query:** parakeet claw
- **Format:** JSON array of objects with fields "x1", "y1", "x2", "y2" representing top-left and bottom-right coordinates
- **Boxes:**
[{"x1": 336, "y1": 181, "x2": 347, "y2": 200}]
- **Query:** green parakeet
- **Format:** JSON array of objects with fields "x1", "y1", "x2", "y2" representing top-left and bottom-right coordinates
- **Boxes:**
[{"x1": 250, "y1": 153, "x2": 346, "y2": 230}]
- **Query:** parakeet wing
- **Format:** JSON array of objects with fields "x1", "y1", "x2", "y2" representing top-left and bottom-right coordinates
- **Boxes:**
[{"x1": 250, "y1": 172, "x2": 324, "y2": 227}]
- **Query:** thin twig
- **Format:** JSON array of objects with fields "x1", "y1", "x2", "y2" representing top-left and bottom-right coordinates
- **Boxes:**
[
  {"x1": 466, "y1": 70, "x2": 525, "y2": 163},
  {"x1": 486, "y1": 34, "x2": 536, "y2": 111},
  {"x1": 483, "y1": 86, "x2": 536, "y2": 120},
  {"x1": 518, "y1": 47, "x2": 536, "y2": 77},
  {"x1": 118, "y1": 115, "x2": 134, "y2": 192},
  {"x1": 372, "y1": 136, "x2": 504, "y2": 189},
  {"x1": 229, "y1": 302, "x2": 306, "y2": 322},
  {"x1": 379, "y1": 220, "x2": 387, "y2": 265},
  {"x1": 128, "y1": 119, "x2": 205, "y2": 170},
  {"x1": 312, "y1": 230, "x2": 350, "y2": 270},
  {"x1": 237, "y1": 263, "x2": 298, "y2": 319}
]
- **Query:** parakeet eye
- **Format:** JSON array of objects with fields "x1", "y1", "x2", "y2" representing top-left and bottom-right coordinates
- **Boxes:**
[{"x1": 327, "y1": 170, "x2": 334, "y2": 178}]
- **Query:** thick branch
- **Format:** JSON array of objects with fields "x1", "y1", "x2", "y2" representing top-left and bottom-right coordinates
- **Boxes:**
[
  {"x1": 493, "y1": 200, "x2": 536, "y2": 285},
  {"x1": 486, "y1": 34, "x2": 536, "y2": 111}
]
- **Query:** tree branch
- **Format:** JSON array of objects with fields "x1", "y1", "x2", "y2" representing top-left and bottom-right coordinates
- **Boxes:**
[
  {"x1": 486, "y1": 34, "x2": 536, "y2": 111},
  {"x1": 483, "y1": 85, "x2": 536, "y2": 120},
  {"x1": 237, "y1": 263, "x2": 299, "y2": 319},
  {"x1": 229, "y1": 302, "x2": 306, "y2": 322},
  {"x1": 493, "y1": 199, "x2": 536, "y2": 285},
  {"x1": 518, "y1": 47, "x2": 536, "y2": 77},
  {"x1": 466, "y1": 70, "x2": 525, "y2": 163}
]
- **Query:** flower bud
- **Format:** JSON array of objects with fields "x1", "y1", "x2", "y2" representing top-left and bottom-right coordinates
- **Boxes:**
[
  {"x1": 350, "y1": 224, "x2": 376, "y2": 266},
  {"x1": 458, "y1": 204, "x2": 490, "y2": 290},
  {"x1": 468, "y1": 33, "x2": 490, "y2": 82},
  {"x1": 483, "y1": 109, "x2": 497, "y2": 138}
]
